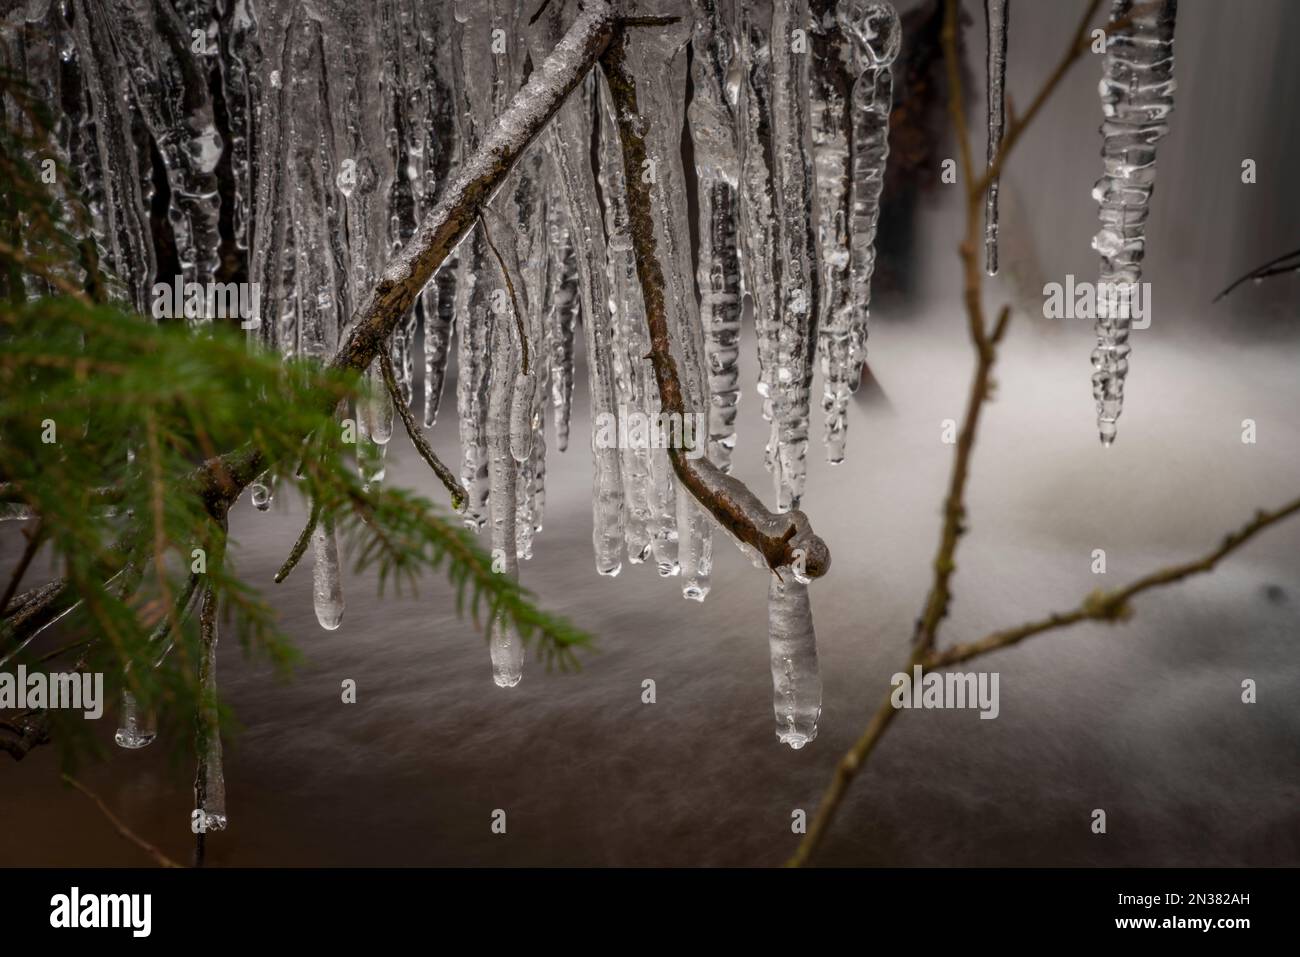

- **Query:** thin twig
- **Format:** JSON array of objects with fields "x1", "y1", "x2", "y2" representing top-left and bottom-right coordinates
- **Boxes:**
[
  {"x1": 929, "y1": 497, "x2": 1300, "y2": 667},
  {"x1": 0, "y1": 521, "x2": 43, "y2": 616},
  {"x1": 791, "y1": 496, "x2": 1300, "y2": 866},
  {"x1": 1213, "y1": 245, "x2": 1300, "y2": 302},
  {"x1": 61, "y1": 774, "x2": 181, "y2": 867},
  {"x1": 378, "y1": 352, "x2": 467, "y2": 510},
  {"x1": 600, "y1": 27, "x2": 830, "y2": 578},
  {"x1": 274, "y1": 498, "x2": 320, "y2": 584}
]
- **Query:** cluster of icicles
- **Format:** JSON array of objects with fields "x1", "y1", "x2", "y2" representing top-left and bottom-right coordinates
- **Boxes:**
[{"x1": 1, "y1": 0, "x2": 1179, "y2": 799}]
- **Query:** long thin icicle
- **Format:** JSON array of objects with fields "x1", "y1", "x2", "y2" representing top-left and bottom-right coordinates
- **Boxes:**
[
  {"x1": 810, "y1": 0, "x2": 854, "y2": 464},
  {"x1": 1091, "y1": 0, "x2": 1177, "y2": 445},
  {"x1": 769, "y1": 0, "x2": 822, "y2": 512},
  {"x1": 984, "y1": 0, "x2": 1009, "y2": 276},
  {"x1": 735, "y1": 3, "x2": 781, "y2": 480},
  {"x1": 822, "y1": 1, "x2": 899, "y2": 465},
  {"x1": 688, "y1": 0, "x2": 743, "y2": 474},
  {"x1": 486, "y1": 259, "x2": 523, "y2": 688}
]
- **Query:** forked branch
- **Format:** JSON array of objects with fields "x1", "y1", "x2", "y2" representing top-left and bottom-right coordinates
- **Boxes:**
[{"x1": 791, "y1": 0, "x2": 1300, "y2": 866}]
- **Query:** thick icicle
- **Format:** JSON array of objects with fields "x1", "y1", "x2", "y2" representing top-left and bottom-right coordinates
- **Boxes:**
[
  {"x1": 454, "y1": 236, "x2": 492, "y2": 529},
  {"x1": 361, "y1": 362, "x2": 395, "y2": 446},
  {"x1": 688, "y1": 0, "x2": 743, "y2": 474},
  {"x1": 311, "y1": 515, "x2": 345, "y2": 631},
  {"x1": 424, "y1": 263, "x2": 457, "y2": 428},
  {"x1": 1091, "y1": 0, "x2": 1177, "y2": 445},
  {"x1": 487, "y1": 285, "x2": 523, "y2": 688},
  {"x1": 984, "y1": 0, "x2": 1009, "y2": 276},
  {"x1": 768, "y1": 573, "x2": 822, "y2": 749},
  {"x1": 769, "y1": 0, "x2": 822, "y2": 511},
  {"x1": 544, "y1": 209, "x2": 579, "y2": 454},
  {"x1": 821, "y1": 1, "x2": 899, "y2": 463}
]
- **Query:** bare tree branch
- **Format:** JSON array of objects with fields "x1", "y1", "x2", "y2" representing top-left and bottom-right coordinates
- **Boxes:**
[
  {"x1": 378, "y1": 351, "x2": 466, "y2": 510},
  {"x1": 62, "y1": 774, "x2": 181, "y2": 868}
]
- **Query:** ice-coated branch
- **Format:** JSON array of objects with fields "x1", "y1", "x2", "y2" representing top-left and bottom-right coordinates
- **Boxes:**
[
  {"x1": 599, "y1": 27, "x2": 830, "y2": 580},
  {"x1": 378, "y1": 352, "x2": 467, "y2": 509},
  {"x1": 194, "y1": 0, "x2": 618, "y2": 507}
]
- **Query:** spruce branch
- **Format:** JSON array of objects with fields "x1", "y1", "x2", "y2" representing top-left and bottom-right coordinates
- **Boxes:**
[{"x1": 274, "y1": 498, "x2": 321, "y2": 584}]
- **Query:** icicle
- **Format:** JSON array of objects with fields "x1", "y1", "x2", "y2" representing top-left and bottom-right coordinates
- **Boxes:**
[
  {"x1": 735, "y1": 3, "x2": 784, "y2": 491},
  {"x1": 1091, "y1": 0, "x2": 1177, "y2": 446},
  {"x1": 196, "y1": 585, "x2": 227, "y2": 831},
  {"x1": 821, "y1": 1, "x2": 900, "y2": 464},
  {"x1": 768, "y1": 573, "x2": 822, "y2": 749},
  {"x1": 423, "y1": 263, "x2": 456, "y2": 429},
  {"x1": 114, "y1": 690, "x2": 157, "y2": 750},
  {"x1": 810, "y1": 1, "x2": 854, "y2": 464},
  {"x1": 450, "y1": 0, "x2": 529, "y2": 532},
  {"x1": 311, "y1": 515, "x2": 345, "y2": 631},
  {"x1": 510, "y1": 371, "x2": 536, "y2": 463},
  {"x1": 984, "y1": 0, "x2": 1009, "y2": 276},
  {"x1": 487, "y1": 286, "x2": 523, "y2": 688},
  {"x1": 361, "y1": 361, "x2": 395, "y2": 446},
  {"x1": 108, "y1": 0, "x2": 223, "y2": 288},
  {"x1": 768, "y1": 0, "x2": 822, "y2": 511},
  {"x1": 68, "y1": 0, "x2": 157, "y2": 312},
  {"x1": 689, "y1": 0, "x2": 743, "y2": 474},
  {"x1": 454, "y1": 238, "x2": 492, "y2": 529},
  {"x1": 545, "y1": 208, "x2": 579, "y2": 453}
]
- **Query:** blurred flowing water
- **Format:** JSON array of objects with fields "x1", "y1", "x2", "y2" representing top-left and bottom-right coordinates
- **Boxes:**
[{"x1": 3, "y1": 0, "x2": 1299, "y2": 865}]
